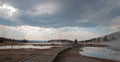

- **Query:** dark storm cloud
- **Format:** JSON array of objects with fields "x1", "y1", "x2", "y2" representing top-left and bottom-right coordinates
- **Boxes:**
[
  {"x1": 1, "y1": 0, "x2": 120, "y2": 40},
  {"x1": 0, "y1": 0, "x2": 120, "y2": 28}
]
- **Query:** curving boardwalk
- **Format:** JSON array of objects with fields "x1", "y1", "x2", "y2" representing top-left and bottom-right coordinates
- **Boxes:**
[
  {"x1": 19, "y1": 47, "x2": 70, "y2": 62},
  {"x1": 18, "y1": 47, "x2": 119, "y2": 62},
  {"x1": 54, "y1": 48, "x2": 119, "y2": 62}
]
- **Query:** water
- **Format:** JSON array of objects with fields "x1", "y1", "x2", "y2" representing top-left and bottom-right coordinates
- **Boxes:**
[
  {"x1": 0, "y1": 45, "x2": 52, "y2": 49},
  {"x1": 24, "y1": 42, "x2": 63, "y2": 44},
  {"x1": 79, "y1": 47, "x2": 120, "y2": 61}
]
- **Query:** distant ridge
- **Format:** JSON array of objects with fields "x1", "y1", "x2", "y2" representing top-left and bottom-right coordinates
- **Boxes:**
[{"x1": 47, "y1": 39, "x2": 73, "y2": 43}]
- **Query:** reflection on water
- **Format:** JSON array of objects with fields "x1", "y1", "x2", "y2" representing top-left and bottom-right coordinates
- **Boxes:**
[
  {"x1": 79, "y1": 47, "x2": 120, "y2": 61},
  {"x1": 0, "y1": 45, "x2": 52, "y2": 49}
]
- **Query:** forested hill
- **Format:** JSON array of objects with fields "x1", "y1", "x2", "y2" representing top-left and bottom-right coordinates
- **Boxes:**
[{"x1": 0, "y1": 37, "x2": 28, "y2": 43}]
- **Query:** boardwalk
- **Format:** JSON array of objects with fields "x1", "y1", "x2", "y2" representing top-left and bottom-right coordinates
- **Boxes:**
[
  {"x1": 19, "y1": 47, "x2": 69, "y2": 62},
  {"x1": 54, "y1": 48, "x2": 119, "y2": 62}
]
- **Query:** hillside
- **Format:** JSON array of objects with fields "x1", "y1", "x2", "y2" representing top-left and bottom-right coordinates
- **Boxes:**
[{"x1": 104, "y1": 31, "x2": 120, "y2": 51}]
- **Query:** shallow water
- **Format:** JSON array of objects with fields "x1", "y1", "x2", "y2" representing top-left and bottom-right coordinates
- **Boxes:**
[
  {"x1": 0, "y1": 45, "x2": 53, "y2": 49},
  {"x1": 24, "y1": 42, "x2": 63, "y2": 44},
  {"x1": 79, "y1": 47, "x2": 120, "y2": 61}
]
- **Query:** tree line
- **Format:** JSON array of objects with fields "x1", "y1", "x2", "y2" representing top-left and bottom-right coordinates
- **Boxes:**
[{"x1": 0, "y1": 37, "x2": 28, "y2": 43}]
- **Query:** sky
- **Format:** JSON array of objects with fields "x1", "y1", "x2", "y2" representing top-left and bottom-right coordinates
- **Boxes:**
[{"x1": 0, "y1": 0, "x2": 120, "y2": 41}]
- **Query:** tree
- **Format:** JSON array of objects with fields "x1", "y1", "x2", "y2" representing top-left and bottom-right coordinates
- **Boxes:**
[
  {"x1": 0, "y1": 39, "x2": 4, "y2": 43},
  {"x1": 103, "y1": 36, "x2": 109, "y2": 41},
  {"x1": 22, "y1": 39, "x2": 28, "y2": 43}
]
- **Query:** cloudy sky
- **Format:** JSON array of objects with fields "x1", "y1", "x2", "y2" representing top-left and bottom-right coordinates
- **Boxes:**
[{"x1": 0, "y1": 0, "x2": 120, "y2": 40}]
